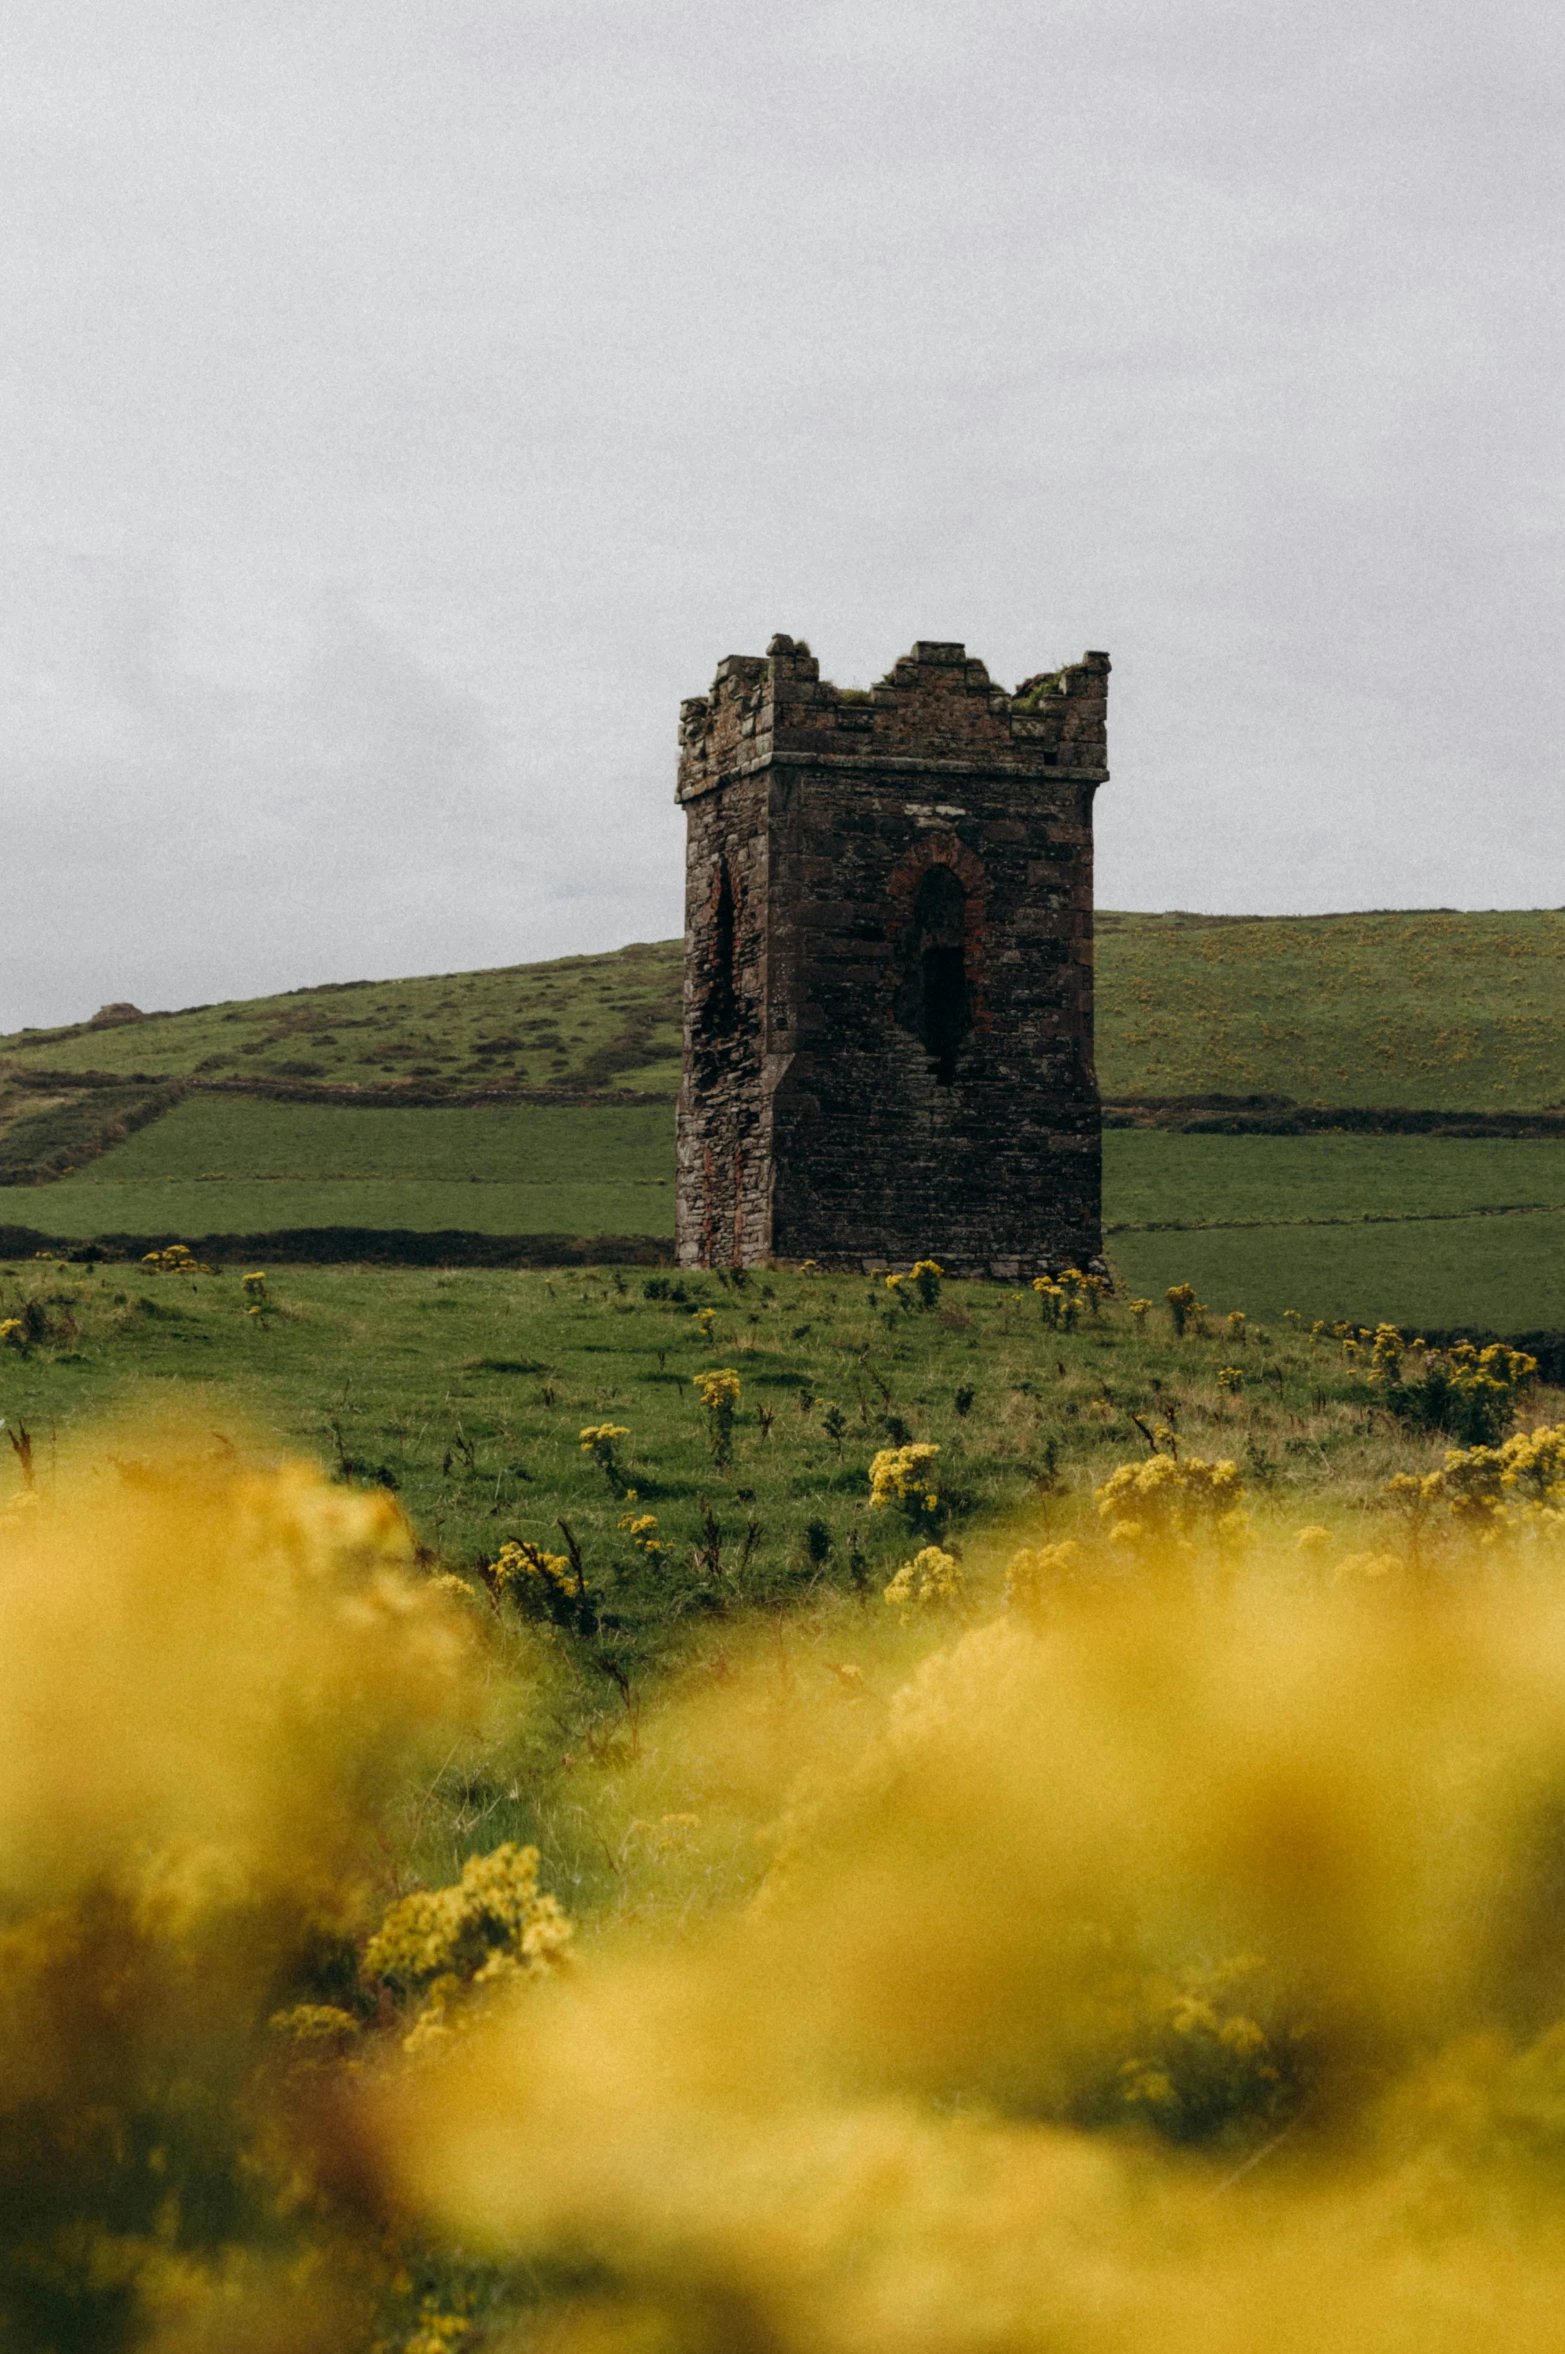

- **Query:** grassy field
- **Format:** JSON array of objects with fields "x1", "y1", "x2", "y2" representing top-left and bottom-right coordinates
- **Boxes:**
[
  {"x1": 3, "y1": 1096, "x2": 677, "y2": 1239},
  {"x1": 1, "y1": 1254, "x2": 1559, "y2": 1900},
  {"x1": 6, "y1": 1116, "x2": 1564, "y2": 1332},
  {"x1": 1095, "y1": 908, "x2": 1565, "y2": 1109},
  {"x1": 1101, "y1": 1131, "x2": 1565, "y2": 1329},
  {"x1": 8, "y1": 1252, "x2": 1565, "y2": 2349},
  {"x1": 0, "y1": 1256, "x2": 1530, "y2": 1688},
  {"x1": 6, "y1": 909, "x2": 1565, "y2": 1110},
  {"x1": 1109, "y1": 1209, "x2": 1565, "y2": 1334},
  {"x1": 1105, "y1": 1131, "x2": 1565, "y2": 1226}
]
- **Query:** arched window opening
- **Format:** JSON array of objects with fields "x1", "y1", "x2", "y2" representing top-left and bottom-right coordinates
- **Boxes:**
[
  {"x1": 898, "y1": 862, "x2": 971, "y2": 1084},
  {"x1": 701, "y1": 856, "x2": 738, "y2": 1038}
]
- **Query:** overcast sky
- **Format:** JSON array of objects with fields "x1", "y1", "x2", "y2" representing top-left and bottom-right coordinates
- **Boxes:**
[{"x1": 3, "y1": 0, "x2": 1561, "y2": 1031}]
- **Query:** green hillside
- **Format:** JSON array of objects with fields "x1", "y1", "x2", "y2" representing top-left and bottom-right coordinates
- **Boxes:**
[
  {"x1": 1095, "y1": 909, "x2": 1565, "y2": 1110},
  {"x1": 5, "y1": 910, "x2": 1564, "y2": 1110},
  {"x1": 0, "y1": 940, "x2": 684, "y2": 1096}
]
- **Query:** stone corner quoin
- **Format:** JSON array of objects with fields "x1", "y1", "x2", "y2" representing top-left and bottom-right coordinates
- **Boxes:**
[{"x1": 673, "y1": 634, "x2": 1108, "y2": 1279}]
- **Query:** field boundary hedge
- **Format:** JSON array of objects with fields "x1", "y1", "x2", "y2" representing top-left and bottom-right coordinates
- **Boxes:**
[
  {"x1": 1104, "y1": 1095, "x2": 1565, "y2": 1138},
  {"x1": 0, "y1": 1082, "x2": 187, "y2": 1185},
  {"x1": 0, "y1": 1069, "x2": 676, "y2": 1110},
  {"x1": 0, "y1": 1223, "x2": 673, "y2": 1269}
]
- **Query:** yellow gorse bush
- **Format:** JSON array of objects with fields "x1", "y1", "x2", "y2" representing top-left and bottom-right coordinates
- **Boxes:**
[
  {"x1": 1095, "y1": 1450, "x2": 1247, "y2": 1547},
  {"x1": 140, "y1": 1242, "x2": 212, "y2": 1276},
  {"x1": 489, "y1": 1537, "x2": 576, "y2": 1601},
  {"x1": 0, "y1": 1416, "x2": 479, "y2": 2348},
  {"x1": 868, "y1": 1439, "x2": 941, "y2": 1522},
  {"x1": 692, "y1": 1367, "x2": 742, "y2": 1464},
  {"x1": 360, "y1": 1565, "x2": 1565, "y2": 2354},
  {"x1": 1004, "y1": 1538, "x2": 1083, "y2": 1616},
  {"x1": 360, "y1": 1842, "x2": 572, "y2": 2053},
  {"x1": 883, "y1": 1545, "x2": 964, "y2": 1610},
  {"x1": 1409, "y1": 1422, "x2": 1565, "y2": 1541}
]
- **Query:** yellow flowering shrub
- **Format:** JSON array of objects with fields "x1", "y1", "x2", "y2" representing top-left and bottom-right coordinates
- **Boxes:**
[
  {"x1": 1095, "y1": 1452, "x2": 1247, "y2": 1545},
  {"x1": 140, "y1": 1242, "x2": 212, "y2": 1276},
  {"x1": 883, "y1": 1545, "x2": 964, "y2": 1610},
  {"x1": 1165, "y1": 1281, "x2": 1204, "y2": 1337},
  {"x1": 579, "y1": 1422, "x2": 630, "y2": 1488},
  {"x1": 887, "y1": 1259, "x2": 945, "y2": 1310},
  {"x1": 0, "y1": 1418, "x2": 478, "y2": 2348},
  {"x1": 1412, "y1": 1423, "x2": 1565, "y2": 1542},
  {"x1": 362, "y1": 1842, "x2": 573, "y2": 2052},
  {"x1": 367, "y1": 1576, "x2": 1565, "y2": 2354},
  {"x1": 692, "y1": 1368, "x2": 741, "y2": 1464},
  {"x1": 1004, "y1": 1538, "x2": 1083, "y2": 1617},
  {"x1": 868, "y1": 1440, "x2": 941, "y2": 1525}
]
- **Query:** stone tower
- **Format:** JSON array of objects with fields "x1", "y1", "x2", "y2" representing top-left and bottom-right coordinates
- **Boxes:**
[{"x1": 675, "y1": 635, "x2": 1109, "y2": 1276}]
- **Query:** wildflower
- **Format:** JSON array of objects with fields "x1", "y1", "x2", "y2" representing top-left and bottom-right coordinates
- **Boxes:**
[
  {"x1": 1215, "y1": 1366, "x2": 1244, "y2": 1394},
  {"x1": 693, "y1": 1306, "x2": 717, "y2": 1339},
  {"x1": 0, "y1": 1319, "x2": 24, "y2": 1352},
  {"x1": 1032, "y1": 1276, "x2": 1074, "y2": 1332},
  {"x1": 692, "y1": 1368, "x2": 742, "y2": 1465},
  {"x1": 619, "y1": 1511, "x2": 666, "y2": 1557},
  {"x1": 868, "y1": 1441, "x2": 941, "y2": 1525},
  {"x1": 579, "y1": 1422, "x2": 630, "y2": 1487},
  {"x1": 1165, "y1": 1283, "x2": 1203, "y2": 1339},
  {"x1": 1004, "y1": 1539, "x2": 1082, "y2": 1617},
  {"x1": 1378, "y1": 1340, "x2": 1538, "y2": 1447},
  {"x1": 1407, "y1": 1424, "x2": 1565, "y2": 1541},
  {"x1": 883, "y1": 1545, "x2": 964, "y2": 1610},
  {"x1": 1226, "y1": 1310, "x2": 1246, "y2": 1343},
  {"x1": 489, "y1": 1539, "x2": 577, "y2": 1603},
  {"x1": 140, "y1": 1242, "x2": 213, "y2": 1276},
  {"x1": 241, "y1": 1270, "x2": 271, "y2": 1318},
  {"x1": 909, "y1": 1258, "x2": 944, "y2": 1311},
  {"x1": 268, "y1": 2003, "x2": 361, "y2": 2056},
  {"x1": 1332, "y1": 1551, "x2": 1403, "y2": 1583},
  {"x1": 1127, "y1": 1298, "x2": 1152, "y2": 1326},
  {"x1": 1294, "y1": 1525, "x2": 1333, "y2": 1555}
]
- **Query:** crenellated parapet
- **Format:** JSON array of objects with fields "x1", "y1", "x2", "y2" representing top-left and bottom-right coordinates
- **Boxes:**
[{"x1": 677, "y1": 636, "x2": 1109, "y2": 804}]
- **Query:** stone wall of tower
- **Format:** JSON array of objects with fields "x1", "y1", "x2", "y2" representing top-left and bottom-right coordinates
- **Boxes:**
[{"x1": 676, "y1": 636, "x2": 1108, "y2": 1277}]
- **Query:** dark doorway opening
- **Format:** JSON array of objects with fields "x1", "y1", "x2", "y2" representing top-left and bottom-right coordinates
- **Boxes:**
[
  {"x1": 701, "y1": 857, "x2": 738, "y2": 1039},
  {"x1": 897, "y1": 863, "x2": 972, "y2": 1083}
]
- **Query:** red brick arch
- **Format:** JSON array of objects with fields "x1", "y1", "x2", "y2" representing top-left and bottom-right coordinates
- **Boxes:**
[{"x1": 884, "y1": 833, "x2": 990, "y2": 1032}]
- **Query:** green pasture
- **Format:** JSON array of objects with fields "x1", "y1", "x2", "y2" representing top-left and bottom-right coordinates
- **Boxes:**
[
  {"x1": 1102, "y1": 1131, "x2": 1565, "y2": 1228},
  {"x1": 0, "y1": 1259, "x2": 1528, "y2": 1658},
  {"x1": 5, "y1": 1098, "x2": 1565, "y2": 1332},
  {"x1": 1095, "y1": 908, "x2": 1565, "y2": 1110},
  {"x1": 0, "y1": 1096, "x2": 677, "y2": 1239},
  {"x1": 1110, "y1": 1210, "x2": 1565, "y2": 1335}
]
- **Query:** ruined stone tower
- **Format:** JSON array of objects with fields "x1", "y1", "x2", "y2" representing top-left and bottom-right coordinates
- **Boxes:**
[{"x1": 675, "y1": 635, "x2": 1108, "y2": 1276}]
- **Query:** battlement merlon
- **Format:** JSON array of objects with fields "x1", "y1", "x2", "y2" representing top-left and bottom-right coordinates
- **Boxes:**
[{"x1": 675, "y1": 637, "x2": 1109, "y2": 805}]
